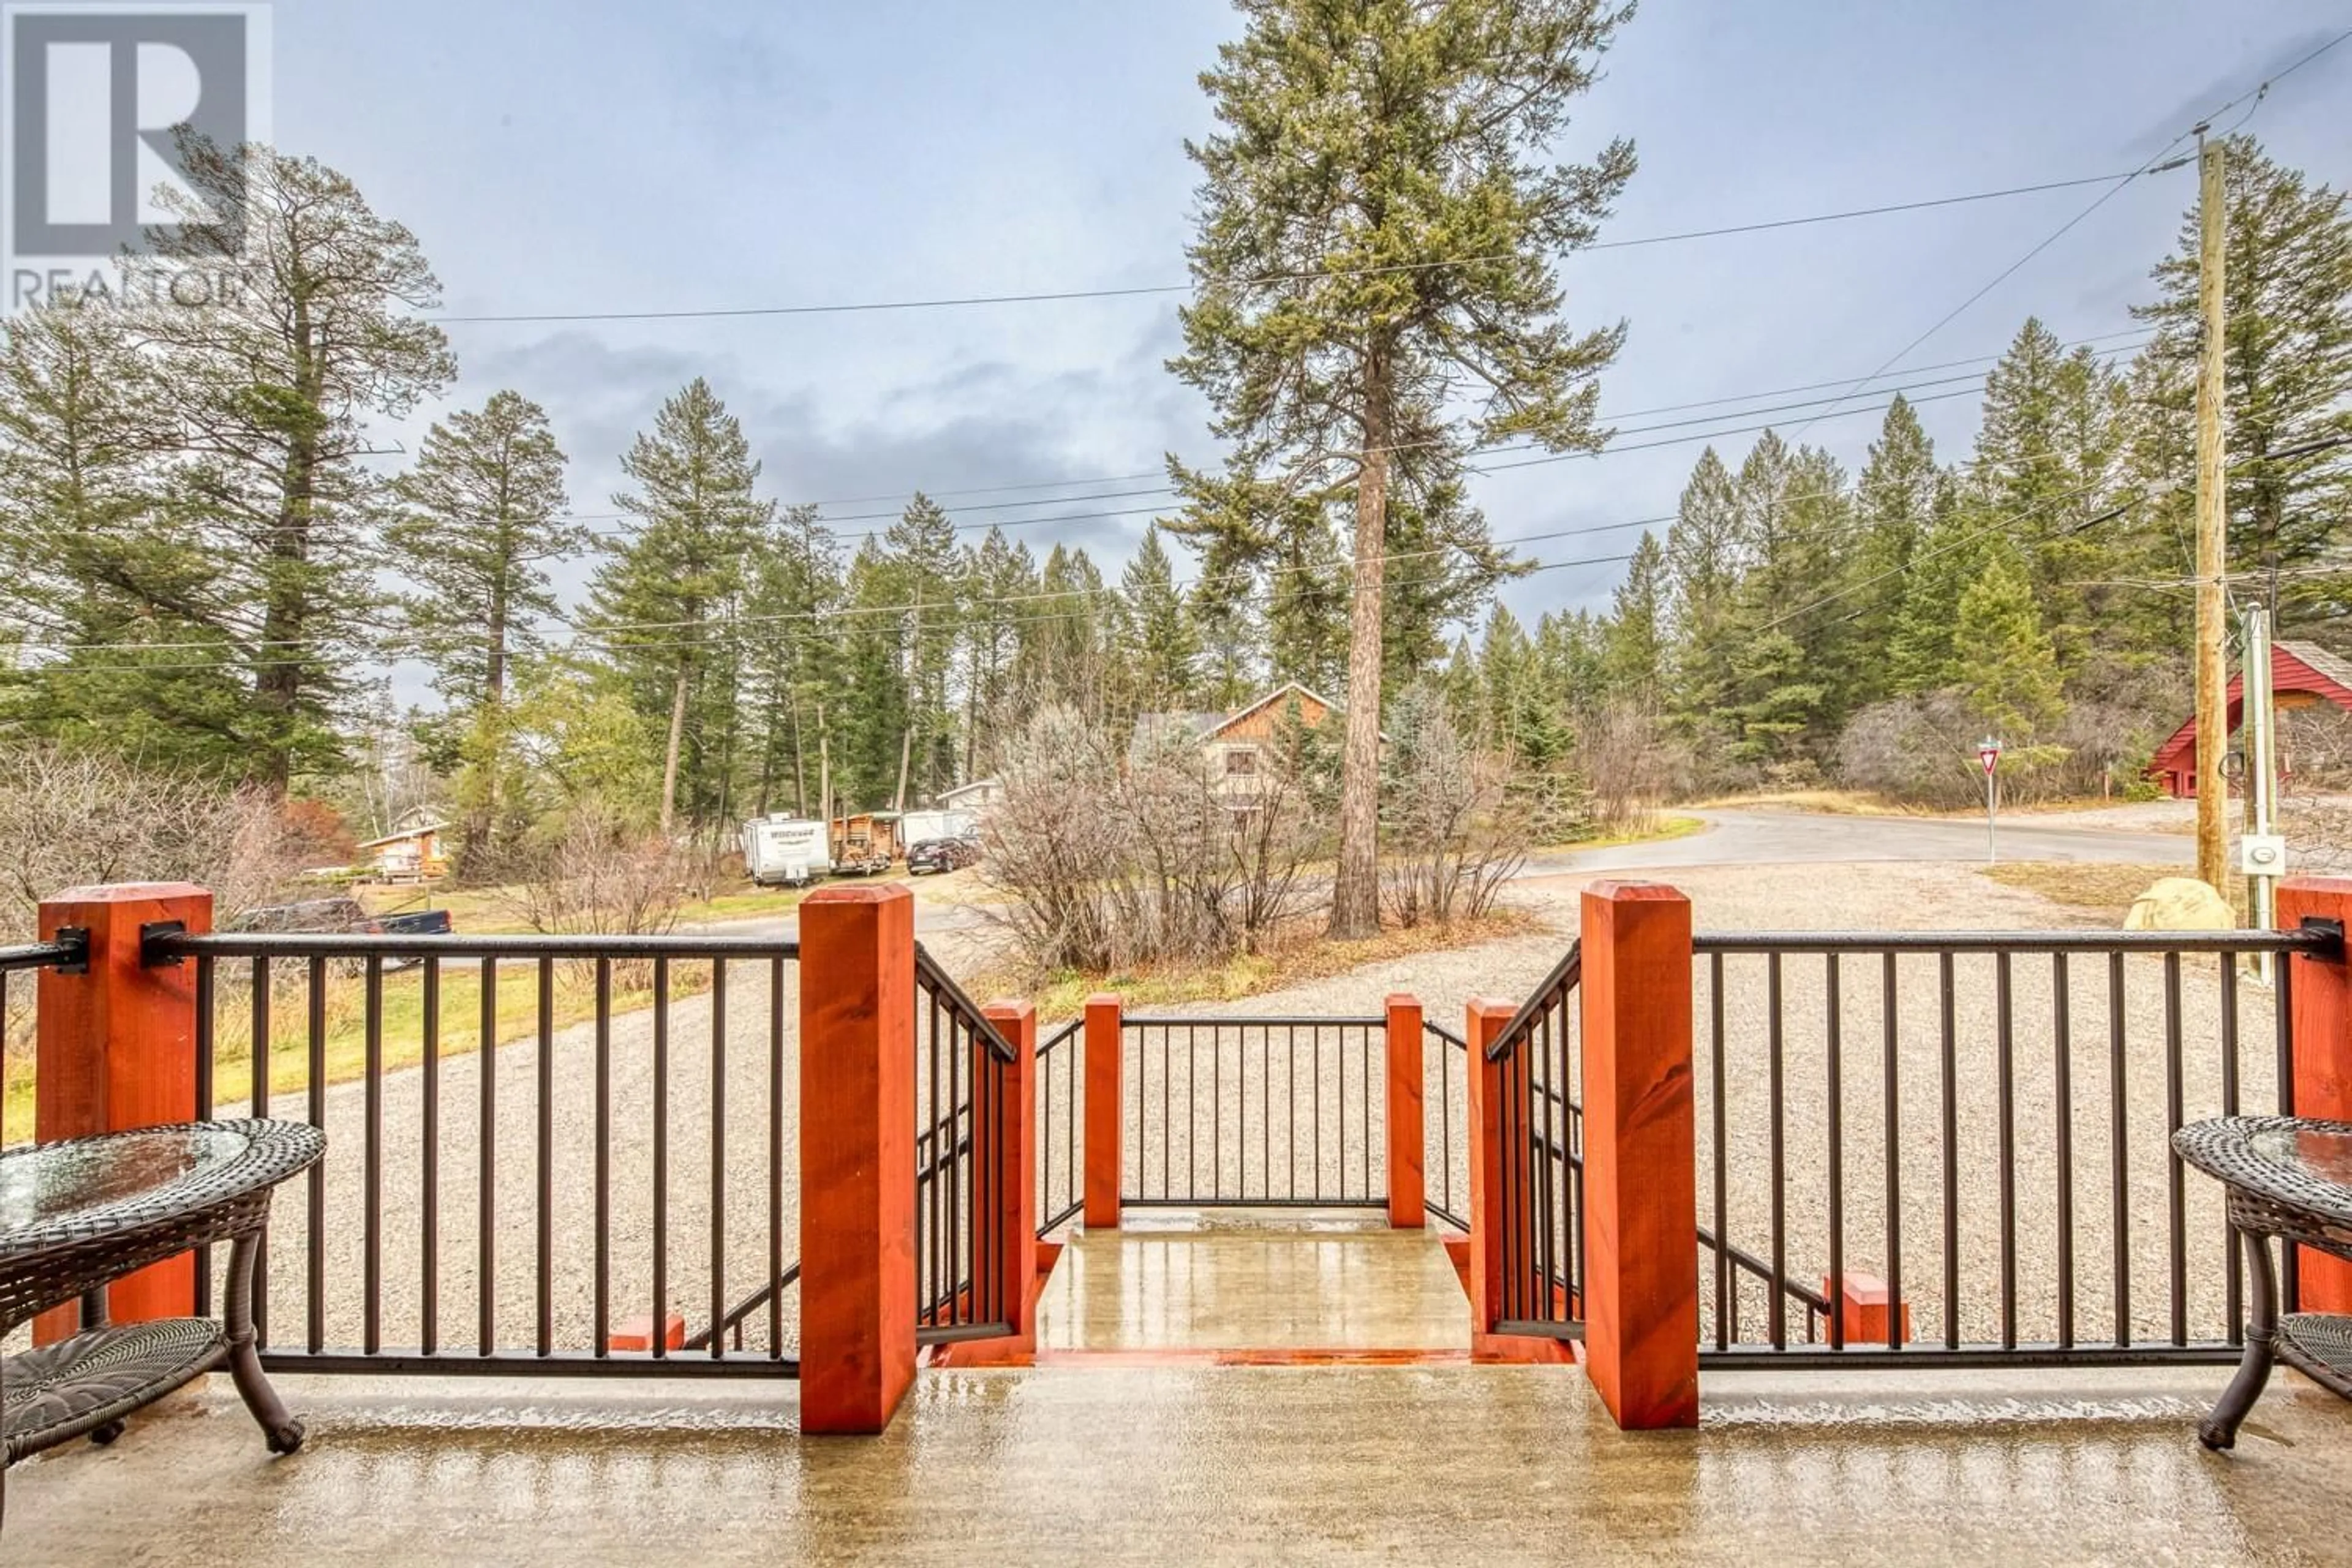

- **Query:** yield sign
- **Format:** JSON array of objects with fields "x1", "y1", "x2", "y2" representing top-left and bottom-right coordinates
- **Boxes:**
[{"x1": 1978, "y1": 742, "x2": 2003, "y2": 777}]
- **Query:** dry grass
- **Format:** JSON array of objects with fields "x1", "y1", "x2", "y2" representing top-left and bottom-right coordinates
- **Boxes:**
[
  {"x1": 3, "y1": 957, "x2": 709, "y2": 1145},
  {"x1": 1547, "y1": 815, "x2": 1709, "y2": 854},
  {"x1": 1978, "y1": 862, "x2": 2239, "y2": 925},
  {"x1": 359, "y1": 881, "x2": 810, "y2": 933},
  {"x1": 1689, "y1": 789, "x2": 1929, "y2": 817},
  {"x1": 994, "y1": 905, "x2": 1552, "y2": 1020}
]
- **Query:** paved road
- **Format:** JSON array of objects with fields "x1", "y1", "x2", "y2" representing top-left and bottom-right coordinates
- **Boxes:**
[{"x1": 1527, "y1": 807, "x2": 2195, "y2": 877}]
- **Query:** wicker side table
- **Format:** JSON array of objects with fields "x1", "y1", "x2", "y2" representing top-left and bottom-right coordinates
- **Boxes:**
[
  {"x1": 1, "y1": 1120, "x2": 324, "y2": 1525},
  {"x1": 2173, "y1": 1116, "x2": 2352, "y2": 1450}
]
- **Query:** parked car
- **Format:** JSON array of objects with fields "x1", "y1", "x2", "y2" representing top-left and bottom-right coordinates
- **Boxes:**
[
  {"x1": 228, "y1": 899, "x2": 451, "y2": 968},
  {"x1": 229, "y1": 897, "x2": 378, "y2": 934},
  {"x1": 906, "y1": 836, "x2": 982, "y2": 876}
]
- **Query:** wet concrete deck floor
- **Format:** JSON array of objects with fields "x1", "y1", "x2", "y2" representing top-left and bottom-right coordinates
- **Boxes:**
[
  {"x1": 1036, "y1": 1209, "x2": 1471, "y2": 1353},
  {"x1": 10, "y1": 1215, "x2": 2352, "y2": 1563}
]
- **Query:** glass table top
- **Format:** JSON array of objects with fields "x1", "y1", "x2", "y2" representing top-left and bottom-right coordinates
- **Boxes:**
[
  {"x1": 0, "y1": 1126, "x2": 253, "y2": 1236},
  {"x1": 2250, "y1": 1125, "x2": 2352, "y2": 1193}
]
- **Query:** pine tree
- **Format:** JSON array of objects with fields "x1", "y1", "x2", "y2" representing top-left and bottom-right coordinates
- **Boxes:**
[
  {"x1": 1016, "y1": 545, "x2": 1112, "y2": 717},
  {"x1": 1847, "y1": 397, "x2": 1940, "y2": 704},
  {"x1": 1968, "y1": 319, "x2": 2129, "y2": 681},
  {"x1": 1887, "y1": 475, "x2": 1974, "y2": 694},
  {"x1": 1600, "y1": 532, "x2": 1668, "y2": 705},
  {"x1": 1118, "y1": 525, "x2": 1199, "y2": 714},
  {"x1": 1172, "y1": 0, "x2": 1637, "y2": 938},
  {"x1": 1664, "y1": 447, "x2": 1744, "y2": 743},
  {"x1": 742, "y1": 504, "x2": 843, "y2": 817},
  {"x1": 1954, "y1": 544, "x2": 2063, "y2": 739},
  {"x1": 582, "y1": 379, "x2": 771, "y2": 835},
  {"x1": 2137, "y1": 135, "x2": 2352, "y2": 638},
  {"x1": 1720, "y1": 434, "x2": 1851, "y2": 760},
  {"x1": 386, "y1": 390, "x2": 581, "y2": 873},
  {"x1": 883, "y1": 493, "x2": 963, "y2": 807},
  {"x1": 0, "y1": 297, "x2": 247, "y2": 771},
  {"x1": 134, "y1": 143, "x2": 456, "y2": 791},
  {"x1": 834, "y1": 538, "x2": 911, "y2": 812},
  {"x1": 959, "y1": 528, "x2": 1036, "y2": 782}
]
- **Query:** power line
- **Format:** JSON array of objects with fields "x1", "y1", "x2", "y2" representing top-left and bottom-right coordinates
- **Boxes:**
[
  {"x1": 1783, "y1": 26, "x2": 2352, "y2": 447},
  {"x1": 213, "y1": 331, "x2": 2158, "y2": 552},
  {"x1": 431, "y1": 172, "x2": 2148, "y2": 326}
]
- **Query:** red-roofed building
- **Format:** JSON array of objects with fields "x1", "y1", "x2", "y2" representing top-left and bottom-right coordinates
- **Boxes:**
[{"x1": 2147, "y1": 640, "x2": 2352, "y2": 798}]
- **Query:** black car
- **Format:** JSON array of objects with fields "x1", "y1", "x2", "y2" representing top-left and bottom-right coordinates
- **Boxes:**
[{"x1": 906, "y1": 836, "x2": 981, "y2": 875}]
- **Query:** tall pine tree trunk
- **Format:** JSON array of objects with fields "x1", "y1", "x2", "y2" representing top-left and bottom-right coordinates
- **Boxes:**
[
  {"x1": 660, "y1": 653, "x2": 690, "y2": 837},
  {"x1": 1329, "y1": 345, "x2": 1393, "y2": 940}
]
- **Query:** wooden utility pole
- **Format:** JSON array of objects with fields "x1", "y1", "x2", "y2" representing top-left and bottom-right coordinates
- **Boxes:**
[{"x1": 2193, "y1": 130, "x2": 2230, "y2": 894}]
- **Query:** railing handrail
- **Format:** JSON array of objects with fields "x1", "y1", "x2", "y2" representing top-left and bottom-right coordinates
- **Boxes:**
[
  {"x1": 153, "y1": 929, "x2": 802, "y2": 960},
  {"x1": 1692, "y1": 925, "x2": 2340, "y2": 956},
  {"x1": 1488, "y1": 941, "x2": 1581, "y2": 1062},
  {"x1": 1423, "y1": 1019, "x2": 1469, "y2": 1051},
  {"x1": 913, "y1": 943, "x2": 1016, "y2": 1065},
  {"x1": 682, "y1": 1263, "x2": 804, "y2": 1354},
  {"x1": 1121, "y1": 1014, "x2": 1389, "y2": 1030},
  {"x1": 1, "y1": 932, "x2": 86, "y2": 973}
]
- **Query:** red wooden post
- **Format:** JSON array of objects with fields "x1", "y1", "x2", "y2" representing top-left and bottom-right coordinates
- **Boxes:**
[
  {"x1": 1463, "y1": 997, "x2": 1579, "y2": 1366},
  {"x1": 2280, "y1": 876, "x2": 2352, "y2": 1313},
  {"x1": 35, "y1": 883, "x2": 211, "y2": 1344},
  {"x1": 1385, "y1": 995, "x2": 1425, "y2": 1229},
  {"x1": 797, "y1": 884, "x2": 917, "y2": 1434},
  {"x1": 1084, "y1": 993, "x2": 1123, "y2": 1230},
  {"x1": 1580, "y1": 880, "x2": 1700, "y2": 1430},
  {"x1": 1464, "y1": 999, "x2": 1513, "y2": 1345},
  {"x1": 941, "y1": 1001, "x2": 1039, "y2": 1367},
  {"x1": 1823, "y1": 1274, "x2": 1912, "y2": 1346}
]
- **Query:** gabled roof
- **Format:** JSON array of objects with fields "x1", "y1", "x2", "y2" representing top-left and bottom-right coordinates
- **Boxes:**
[
  {"x1": 1204, "y1": 682, "x2": 1345, "y2": 740},
  {"x1": 2148, "y1": 639, "x2": 2352, "y2": 777},
  {"x1": 1129, "y1": 681, "x2": 1373, "y2": 764},
  {"x1": 358, "y1": 821, "x2": 448, "y2": 851}
]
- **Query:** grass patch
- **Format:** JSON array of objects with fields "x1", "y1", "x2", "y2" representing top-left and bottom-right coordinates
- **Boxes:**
[
  {"x1": 360, "y1": 881, "x2": 810, "y2": 933},
  {"x1": 3, "y1": 957, "x2": 707, "y2": 1146},
  {"x1": 1546, "y1": 815, "x2": 1709, "y2": 854},
  {"x1": 994, "y1": 905, "x2": 1551, "y2": 1021},
  {"x1": 1689, "y1": 789, "x2": 1928, "y2": 816},
  {"x1": 1979, "y1": 862, "x2": 2228, "y2": 924}
]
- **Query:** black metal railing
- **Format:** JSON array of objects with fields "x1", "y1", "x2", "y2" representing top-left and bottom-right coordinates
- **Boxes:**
[
  {"x1": 1423, "y1": 1019, "x2": 1471, "y2": 1231},
  {"x1": 1, "y1": 933, "x2": 86, "y2": 1152},
  {"x1": 913, "y1": 946, "x2": 1017, "y2": 1344},
  {"x1": 1483, "y1": 943, "x2": 1583, "y2": 1338},
  {"x1": 1692, "y1": 926, "x2": 2339, "y2": 1368},
  {"x1": 149, "y1": 927, "x2": 805, "y2": 1378},
  {"x1": 1121, "y1": 1016, "x2": 1388, "y2": 1207},
  {"x1": 1038, "y1": 1017, "x2": 1084, "y2": 1236}
]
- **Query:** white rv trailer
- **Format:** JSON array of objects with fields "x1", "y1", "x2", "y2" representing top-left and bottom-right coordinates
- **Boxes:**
[{"x1": 741, "y1": 815, "x2": 829, "y2": 887}]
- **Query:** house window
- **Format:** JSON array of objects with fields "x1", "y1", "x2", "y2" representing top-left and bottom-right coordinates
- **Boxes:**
[{"x1": 1225, "y1": 748, "x2": 1259, "y2": 777}]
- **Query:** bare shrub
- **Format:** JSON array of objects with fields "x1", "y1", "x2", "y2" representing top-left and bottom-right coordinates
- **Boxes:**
[
  {"x1": 1835, "y1": 695, "x2": 1981, "y2": 809},
  {"x1": 489, "y1": 805, "x2": 690, "y2": 945},
  {"x1": 1839, "y1": 691, "x2": 2178, "y2": 809},
  {"x1": 981, "y1": 706, "x2": 1328, "y2": 976},
  {"x1": 1575, "y1": 701, "x2": 1687, "y2": 835},
  {"x1": 1380, "y1": 686, "x2": 1526, "y2": 930},
  {"x1": 0, "y1": 745, "x2": 314, "y2": 941}
]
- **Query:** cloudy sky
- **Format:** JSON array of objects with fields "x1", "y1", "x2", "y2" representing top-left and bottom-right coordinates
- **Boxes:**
[{"x1": 262, "y1": 0, "x2": 2352, "y2": 699}]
